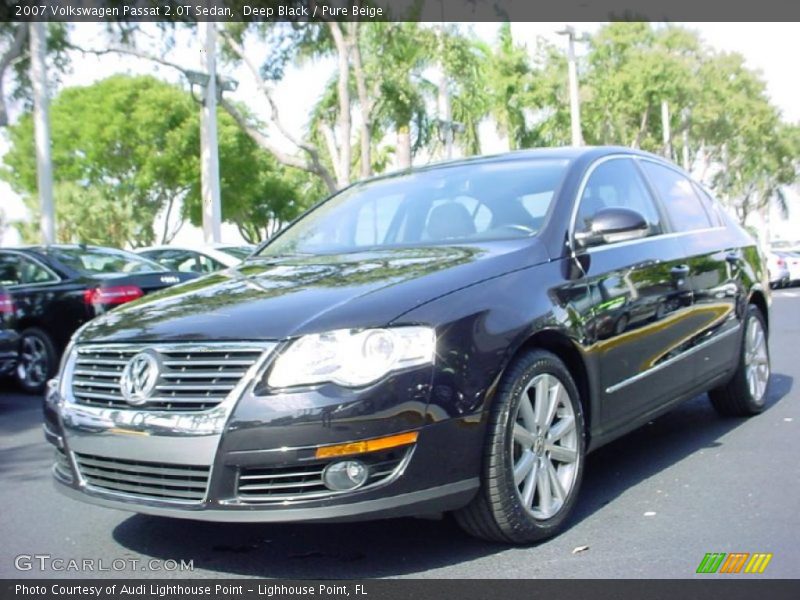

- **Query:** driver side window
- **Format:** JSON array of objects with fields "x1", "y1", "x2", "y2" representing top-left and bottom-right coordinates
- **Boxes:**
[{"x1": 576, "y1": 158, "x2": 662, "y2": 242}]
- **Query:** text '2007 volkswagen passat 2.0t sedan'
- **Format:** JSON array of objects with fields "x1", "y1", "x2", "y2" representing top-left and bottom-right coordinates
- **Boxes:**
[{"x1": 44, "y1": 147, "x2": 771, "y2": 543}]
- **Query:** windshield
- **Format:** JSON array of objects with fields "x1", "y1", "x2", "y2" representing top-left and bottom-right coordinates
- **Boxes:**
[
  {"x1": 50, "y1": 247, "x2": 167, "y2": 276},
  {"x1": 222, "y1": 246, "x2": 254, "y2": 260},
  {"x1": 258, "y1": 159, "x2": 569, "y2": 257}
]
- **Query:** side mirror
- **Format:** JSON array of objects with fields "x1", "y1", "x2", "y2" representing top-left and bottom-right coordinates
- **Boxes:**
[{"x1": 574, "y1": 207, "x2": 649, "y2": 248}]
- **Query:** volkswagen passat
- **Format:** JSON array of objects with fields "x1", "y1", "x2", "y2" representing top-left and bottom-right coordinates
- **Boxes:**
[{"x1": 45, "y1": 148, "x2": 771, "y2": 543}]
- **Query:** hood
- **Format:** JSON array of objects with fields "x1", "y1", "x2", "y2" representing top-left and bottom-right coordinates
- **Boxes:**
[{"x1": 77, "y1": 241, "x2": 548, "y2": 343}]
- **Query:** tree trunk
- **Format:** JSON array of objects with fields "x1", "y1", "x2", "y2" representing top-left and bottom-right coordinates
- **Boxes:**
[
  {"x1": 328, "y1": 23, "x2": 352, "y2": 188},
  {"x1": 349, "y1": 24, "x2": 372, "y2": 179},
  {"x1": 631, "y1": 106, "x2": 650, "y2": 149},
  {"x1": 396, "y1": 125, "x2": 412, "y2": 169},
  {"x1": 160, "y1": 194, "x2": 174, "y2": 244}
]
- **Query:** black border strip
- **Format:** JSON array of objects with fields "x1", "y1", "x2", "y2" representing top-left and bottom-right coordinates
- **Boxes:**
[
  {"x1": 4, "y1": 579, "x2": 800, "y2": 600},
  {"x1": 2, "y1": 0, "x2": 800, "y2": 23}
]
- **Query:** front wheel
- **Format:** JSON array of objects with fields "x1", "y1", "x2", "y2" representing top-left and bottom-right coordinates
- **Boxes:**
[
  {"x1": 455, "y1": 350, "x2": 586, "y2": 544},
  {"x1": 709, "y1": 305, "x2": 770, "y2": 417}
]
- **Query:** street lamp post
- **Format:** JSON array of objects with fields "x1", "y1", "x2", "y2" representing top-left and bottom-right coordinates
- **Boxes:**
[
  {"x1": 557, "y1": 26, "x2": 587, "y2": 147},
  {"x1": 30, "y1": 22, "x2": 55, "y2": 244},
  {"x1": 185, "y1": 24, "x2": 238, "y2": 244}
]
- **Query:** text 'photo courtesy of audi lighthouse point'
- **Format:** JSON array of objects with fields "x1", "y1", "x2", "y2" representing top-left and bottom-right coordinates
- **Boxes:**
[{"x1": 44, "y1": 146, "x2": 773, "y2": 544}]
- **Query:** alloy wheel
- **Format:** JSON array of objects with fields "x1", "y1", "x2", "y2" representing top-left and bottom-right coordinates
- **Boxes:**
[
  {"x1": 511, "y1": 373, "x2": 580, "y2": 520},
  {"x1": 17, "y1": 335, "x2": 49, "y2": 389},
  {"x1": 744, "y1": 317, "x2": 769, "y2": 405}
]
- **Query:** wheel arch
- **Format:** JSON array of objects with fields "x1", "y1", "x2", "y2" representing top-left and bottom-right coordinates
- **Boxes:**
[
  {"x1": 748, "y1": 288, "x2": 769, "y2": 333},
  {"x1": 508, "y1": 329, "x2": 595, "y2": 446}
]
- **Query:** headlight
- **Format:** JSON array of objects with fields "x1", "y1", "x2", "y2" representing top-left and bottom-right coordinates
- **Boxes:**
[{"x1": 267, "y1": 326, "x2": 436, "y2": 389}]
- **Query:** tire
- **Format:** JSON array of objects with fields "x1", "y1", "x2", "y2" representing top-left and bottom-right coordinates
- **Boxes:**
[
  {"x1": 454, "y1": 349, "x2": 586, "y2": 544},
  {"x1": 708, "y1": 305, "x2": 770, "y2": 417},
  {"x1": 16, "y1": 327, "x2": 57, "y2": 395}
]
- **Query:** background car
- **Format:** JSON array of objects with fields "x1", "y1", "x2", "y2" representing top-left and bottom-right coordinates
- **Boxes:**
[
  {"x1": 136, "y1": 243, "x2": 254, "y2": 274},
  {"x1": 0, "y1": 245, "x2": 198, "y2": 393},
  {"x1": 773, "y1": 250, "x2": 800, "y2": 285},
  {"x1": 766, "y1": 250, "x2": 790, "y2": 288},
  {"x1": 0, "y1": 287, "x2": 18, "y2": 379}
]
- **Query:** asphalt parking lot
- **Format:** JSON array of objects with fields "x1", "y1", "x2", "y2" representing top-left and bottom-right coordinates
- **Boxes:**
[{"x1": 1, "y1": 289, "x2": 798, "y2": 580}]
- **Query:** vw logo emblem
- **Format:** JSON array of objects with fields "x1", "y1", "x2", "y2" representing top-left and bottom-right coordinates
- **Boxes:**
[{"x1": 120, "y1": 351, "x2": 160, "y2": 406}]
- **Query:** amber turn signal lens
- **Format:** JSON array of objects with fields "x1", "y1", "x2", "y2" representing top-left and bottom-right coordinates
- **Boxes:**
[{"x1": 315, "y1": 431, "x2": 419, "y2": 459}]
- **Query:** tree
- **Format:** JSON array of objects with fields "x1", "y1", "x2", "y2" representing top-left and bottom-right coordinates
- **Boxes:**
[
  {"x1": 575, "y1": 23, "x2": 798, "y2": 224},
  {"x1": 0, "y1": 23, "x2": 70, "y2": 127},
  {"x1": 184, "y1": 106, "x2": 326, "y2": 243},
  {"x1": 3, "y1": 75, "x2": 198, "y2": 246},
  {"x1": 582, "y1": 23, "x2": 701, "y2": 151},
  {"x1": 2, "y1": 75, "x2": 313, "y2": 247},
  {"x1": 484, "y1": 24, "x2": 531, "y2": 151}
]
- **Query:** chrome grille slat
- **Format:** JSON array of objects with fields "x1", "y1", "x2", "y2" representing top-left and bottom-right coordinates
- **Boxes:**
[
  {"x1": 70, "y1": 343, "x2": 267, "y2": 413},
  {"x1": 163, "y1": 359, "x2": 255, "y2": 367},
  {"x1": 76, "y1": 360, "x2": 127, "y2": 367},
  {"x1": 160, "y1": 371, "x2": 247, "y2": 379},
  {"x1": 155, "y1": 383, "x2": 235, "y2": 392},
  {"x1": 73, "y1": 380, "x2": 120, "y2": 389},
  {"x1": 239, "y1": 469, "x2": 325, "y2": 481},
  {"x1": 238, "y1": 479, "x2": 327, "y2": 492},
  {"x1": 74, "y1": 453, "x2": 210, "y2": 502},
  {"x1": 72, "y1": 390, "x2": 125, "y2": 401},
  {"x1": 73, "y1": 369, "x2": 123, "y2": 377}
]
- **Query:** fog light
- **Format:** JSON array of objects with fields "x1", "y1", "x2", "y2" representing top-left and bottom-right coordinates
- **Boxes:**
[{"x1": 322, "y1": 460, "x2": 369, "y2": 491}]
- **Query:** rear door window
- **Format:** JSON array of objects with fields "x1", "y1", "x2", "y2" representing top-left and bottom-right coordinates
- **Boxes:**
[
  {"x1": 0, "y1": 254, "x2": 21, "y2": 286},
  {"x1": 640, "y1": 161, "x2": 712, "y2": 232},
  {"x1": 692, "y1": 183, "x2": 726, "y2": 228},
  {"x1": 0, "y1": 254, "x2": 57, "y2": 286}
]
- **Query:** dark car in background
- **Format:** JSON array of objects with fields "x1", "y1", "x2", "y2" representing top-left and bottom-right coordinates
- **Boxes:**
[
  {"x1": 0, "y1": 287, "x2": 19, "y2": 377},
  {"x1": 136, "y1": 244, "x2": 254, "y2": 274},
  {"x1": 0, "y1": 245, "x2": 197, "y2": 393},
  {"x1": 46, "y1": 148, "x2": 770, "y2": 544}
]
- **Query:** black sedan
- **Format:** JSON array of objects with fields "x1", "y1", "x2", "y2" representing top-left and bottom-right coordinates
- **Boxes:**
[
  {"x1": 45, "y1": 148, "x2": 770, "y2": 544},
  {"x1": 0, "y1": 245, "x2": 197, "y2": 393}
]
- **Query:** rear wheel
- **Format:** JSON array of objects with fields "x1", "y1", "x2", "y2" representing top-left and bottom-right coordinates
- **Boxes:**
[
  {"x1": 709, "y1": 305, "x2": 770, "y2": 417},
  {"x1": 16, "y1": 328, "x2": 57, "y2": 395},
  {"x1": 455, "y1": 350, "x2": 586, "y2": 544}
]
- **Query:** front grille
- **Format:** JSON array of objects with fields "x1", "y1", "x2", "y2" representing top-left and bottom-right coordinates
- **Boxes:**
[
  {"x1": 54, "y1": 447, "x2": 72, "y2": 482},
  {"x1": 75, "y1": 452, "x2": 210, "y2": 502},
  {"x1": 71, "y1": 344, "x2": 266, "y2": 412},
  {"x1": 237, "y1": 449, "x2": 408, "y2": 503}
]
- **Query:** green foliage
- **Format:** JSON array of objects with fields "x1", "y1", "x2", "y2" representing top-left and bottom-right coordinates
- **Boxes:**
[
  {"x1": 582, "y1": 23, "x2": 701, "y2": 149},
  {"x1": 577, "y1": 23, "x2": 797, "y2": 222},
  {"x1": 365, "y1": 23, "x2": 436, "y2": 161},
  {"x1": 185, "y1": 106, "x2": 325, "y2": 244},
  {"x1": 3, "y1": 75, "x2": 313, "y2": 246},
  {"x1": 3, "y1": 75, "x2": 198, "y2": 247}
]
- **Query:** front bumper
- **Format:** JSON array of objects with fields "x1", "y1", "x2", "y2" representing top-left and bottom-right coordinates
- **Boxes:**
[{"x1": 44, "y1": 344, "x2": 483, "y2": 522}]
